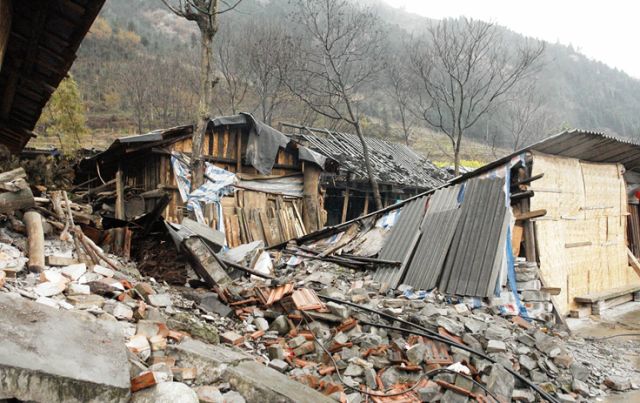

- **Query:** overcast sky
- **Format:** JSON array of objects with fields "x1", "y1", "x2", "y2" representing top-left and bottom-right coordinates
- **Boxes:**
[{"x1": 383, "y1": 0, "x2": 640, "y2": 79}]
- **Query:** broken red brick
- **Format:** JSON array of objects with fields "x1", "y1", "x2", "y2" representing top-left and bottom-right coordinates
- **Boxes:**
[
  {"x1": 221, "y1": 331, "x2": 244, "y2": 345},
  {"x1": 250, "y1": 330, "x2": 265, "y2": 340},
  {"x1": 336, "y1": 318, "x2": 357, "y2": 333},
  {"x1": 167, "y1": 330, "x2": 186, "y2": 342},
  {"x1": 512, "y1": 315, "x2": 533, "y2": 330},
  {"x1": 319, "y1": 365, "x2": 336, "y2": 375},
  {"x1": 130, "y1": 371, "x2": 158, "y2": 392}
]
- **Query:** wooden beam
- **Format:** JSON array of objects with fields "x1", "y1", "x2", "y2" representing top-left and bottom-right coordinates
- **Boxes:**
[
  {"x1": 515, "y1": 209, "x2": 547, "y2": 221},
  {"x1": 627, "y1": 248, "x2": 640, "y2": 278},
  {"x1": 341, "y1": 188, "x2": 350, "y2": 223},
  {"x1": 0, "y1": 0, "x2": 11, "y2": 71},
  {"x1": 235, "y1": 129, "x2": 242, "y2": 173},
  {"x1": 363, "y1": 192, "x2": 369, "y2": 215},
  {"x1": 23, "y1": 210, "x2": 45, "y2": 272},
  {"x1": 114, "y1": 165, "x2": 125, "y2": 253}
]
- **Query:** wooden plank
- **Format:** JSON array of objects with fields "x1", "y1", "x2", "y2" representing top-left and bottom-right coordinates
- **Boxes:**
[
  {"x1": 564, "y1": 241, "x2": 592, "y2": 248},
  {"x1": 236, "y1": 129, "x2": 242, "y2": 173},
  {"x1": 627, "y1": 248, "x2": 640, "y2": 278},
  {"x1": 114, "y1": 165, "x2": 125, "y2": 253},
  {"x1": 575, "y1": 285, "x2": 640, "y2": 303},
  {"x1": 515, "y1": 209, "x2": 547, "y2": 221},
  {"x1": 512, "y1": 223, "x2": 524, "y2": 257},
  {"x1": 292, "y1": 203, "x2": 307, "y2": 235},
  {"x1": 259, "y1": 211, "x2": 277, "y2": 246},
  {"x1": 591, "y1": 293, "x2": 633, "y2": 315}
]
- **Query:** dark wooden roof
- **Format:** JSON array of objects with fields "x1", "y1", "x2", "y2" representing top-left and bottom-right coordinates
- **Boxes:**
[{"x1": 0, "y1": 0, "x2": 105, "y2": 153}]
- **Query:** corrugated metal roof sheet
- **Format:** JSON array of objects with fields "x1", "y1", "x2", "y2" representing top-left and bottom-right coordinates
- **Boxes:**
[
  {"x1": 439, "y1": 177, "x2": 508, "y2": 297},
  {"x1": 402, "y1": 185, "x2": 463, "y2": 290},
  {"x1": 529, "y1": 129, "x2": 640, "y2": 172},
  {"x1": 454, "y1": 129, "x2": 640, "y2": 183},
  {"x1": 287, "y1": 128, "x2": 450, "y2": 189},
  {"x1": 373, "y1": 196, "x2": 428, "y2": 288}
]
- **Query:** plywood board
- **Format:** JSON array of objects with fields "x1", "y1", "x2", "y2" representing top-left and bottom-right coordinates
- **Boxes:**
[{"x1": 531, "y1": 152, "x2": 639, "y2": 315}]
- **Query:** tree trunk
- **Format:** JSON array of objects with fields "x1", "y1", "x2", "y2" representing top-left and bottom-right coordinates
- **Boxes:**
[
  {"x1": 192, "y1": 28, "x2": 215, "y2": 190},
  {"x1": 453, "y1": 132, "x2": 462, "y2": 176},
  {"x1": 354, "y1": 122, "x2": 383, "y2": 210}
]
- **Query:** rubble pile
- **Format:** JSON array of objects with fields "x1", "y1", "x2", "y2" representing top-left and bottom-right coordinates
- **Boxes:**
[{"x1": 0, "y1": 167, "x2": 639, "y2": 403}]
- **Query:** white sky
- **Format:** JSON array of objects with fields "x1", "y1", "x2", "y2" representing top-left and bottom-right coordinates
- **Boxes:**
[{"x1": 383, "y1": 0, "x2": 640, "y2": 79}]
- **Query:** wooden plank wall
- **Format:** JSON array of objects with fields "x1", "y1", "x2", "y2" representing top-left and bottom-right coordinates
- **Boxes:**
[
  {"x1": 530, "y1": 151, "x2": 640, "y2": 314},
  {"x1": 0, "y1": 0, "x2": 11, "y2": 71},
  {"x1": 160, "y1": 125, "x2": 308, "y2": 246}
]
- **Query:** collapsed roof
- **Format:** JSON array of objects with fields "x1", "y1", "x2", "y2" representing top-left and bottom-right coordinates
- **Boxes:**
[
  {"x1": 282, "y1": 124, "x2": 451, "y2": 190},
  {"x1": 0, "y1": 0, "x2": 106, "y2": 153}
]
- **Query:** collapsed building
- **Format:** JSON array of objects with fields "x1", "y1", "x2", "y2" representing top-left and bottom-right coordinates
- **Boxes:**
[
  {"x1": 0, "y1": 2, "x2": 639, "y2": 400},
  {"x1": 281, "y1": 123, "x2": 450, "y2": 225},
  {"x1": 77, "y1": 114, "x2": 450, "y2": 250},
  {"x1": 291, "y1": 129, "x2": 640, "y2": 319}
]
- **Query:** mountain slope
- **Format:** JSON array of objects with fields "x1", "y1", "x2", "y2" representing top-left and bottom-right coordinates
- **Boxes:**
[{"x1": 68, "y1": 0, "x2": 640, "y2": 157}]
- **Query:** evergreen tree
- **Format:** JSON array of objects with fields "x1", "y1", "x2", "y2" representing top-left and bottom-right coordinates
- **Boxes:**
[{"x1": 37, "y1": 76, "x2": 90, "y2": 154}]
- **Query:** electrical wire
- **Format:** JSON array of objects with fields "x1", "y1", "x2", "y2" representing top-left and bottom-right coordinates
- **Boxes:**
[
  {"x1": 318, "y1": 294, "x2": 560, "y2": 403},
  {"x1": 300, "y1": 313, "x2": 499, "y2": 400},
  {"x1": 584, "y1": 333, "x2": 640, "y2": 341}
]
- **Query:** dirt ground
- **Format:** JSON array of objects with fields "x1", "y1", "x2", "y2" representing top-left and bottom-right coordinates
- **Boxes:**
[{"x1": 567, "y1": 301, "x2": 640, "y2": 402}]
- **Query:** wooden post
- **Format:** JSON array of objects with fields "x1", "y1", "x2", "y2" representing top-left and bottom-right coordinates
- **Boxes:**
[
  {"x1": 341, "y1": 188, "x2": 350, "y2": 223},
  {"x1": 23, "y1": 211, "x2": 45, "y2": 272},
  {"x1": 302, "y1": 162, "x2": 323, "y2": 232},
  {"x1": 363, "y1": 192, "x2": 369, "y2": 215},
  {"x1": 236, "y1": 129, "x2": 242, "y2": 173},
  {"x1": 517, "y1": 166, "x2": 538, "y2": 263},
  {"x1": 114, "y1": 164, "x2": 125, "y2": 254}
]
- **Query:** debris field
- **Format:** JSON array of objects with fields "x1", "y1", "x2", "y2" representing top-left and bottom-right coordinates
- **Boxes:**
[{"x1": 1, "y1": 166, "x2": 639, "y2": 403}]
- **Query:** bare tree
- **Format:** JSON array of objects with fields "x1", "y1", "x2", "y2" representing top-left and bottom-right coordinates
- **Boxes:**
[
  {"x1": 160, "y1": 0, "x2": 243, "y2": 188},
  {"x1": 245, "y1": 22, "x2": 293, "y2": 125},
  {"x1": 215, "y1": 23, "x2": 249, "y2": 114},
  {"x1": 501, "y1": 81, "x2": 546, "y2": 151},
  {"x1": 119, "y1": 58, "x2": 150, "y2": 133},
  {"x1": 408, "y1": 18, "x2": 544, "y2": 175},
  {"x1": 285, "y1": 0, "x2": 386, "y2": 210},
  {"x1": 385, "y1": 54, "x2": 416, "y2": 146}
]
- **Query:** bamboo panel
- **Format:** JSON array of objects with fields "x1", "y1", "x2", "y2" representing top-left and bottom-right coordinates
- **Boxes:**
[{"x1": 531, "y1": 152, "x2": 637, "y2": 314}]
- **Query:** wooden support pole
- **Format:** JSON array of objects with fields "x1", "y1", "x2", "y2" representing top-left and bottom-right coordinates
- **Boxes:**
[
  {"x1": 23, "y1": 211, "x2": 45, "y2": 272},
  {"x1": 236, "y1": 129, "x2": 242, "y2": 173},
  {"x1": 114, "y1": 164, "x2": 125, "y2": 254},
  {"x1": 302, "y1": 162, "x2": 322, "y2": 232},
  {"x1": 341, "y1": 188, "x2": 350, "y2": 223},
  {"x1": 363, "y1": 192, "x2": 369, "y2": 215}
]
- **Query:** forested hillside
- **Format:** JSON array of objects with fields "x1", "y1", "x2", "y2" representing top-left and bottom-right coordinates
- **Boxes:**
[{"x1": 60, "y1": 0, "x2": 640, "y2": 160}]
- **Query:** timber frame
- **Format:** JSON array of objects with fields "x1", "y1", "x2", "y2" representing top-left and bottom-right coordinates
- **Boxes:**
[{"x1": 0, "y1": 0, "x2": 105, "y2": 153}]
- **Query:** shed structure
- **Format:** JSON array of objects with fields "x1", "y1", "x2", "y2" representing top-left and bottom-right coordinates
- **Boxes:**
[
  {"x1": 79, "y1": 114, "x2": 331, "y2": 248},
  {"x1": 293, "y1": 129, "x2": 640, "y2": 318},
  {"x1": 281, "y1": 123, "x2": 450, "y2": 225}
]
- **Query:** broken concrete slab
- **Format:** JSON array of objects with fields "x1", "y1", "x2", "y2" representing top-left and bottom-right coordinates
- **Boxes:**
[
  {"x1": 224, "y1": 360, "x2": 334, "y2": 403},
  {"x1": 0, "y1": 293, "x2": 130, "y2": 402},
  {"x1": 168, "y1": 338, "x2": 333, "y2": 402}
]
